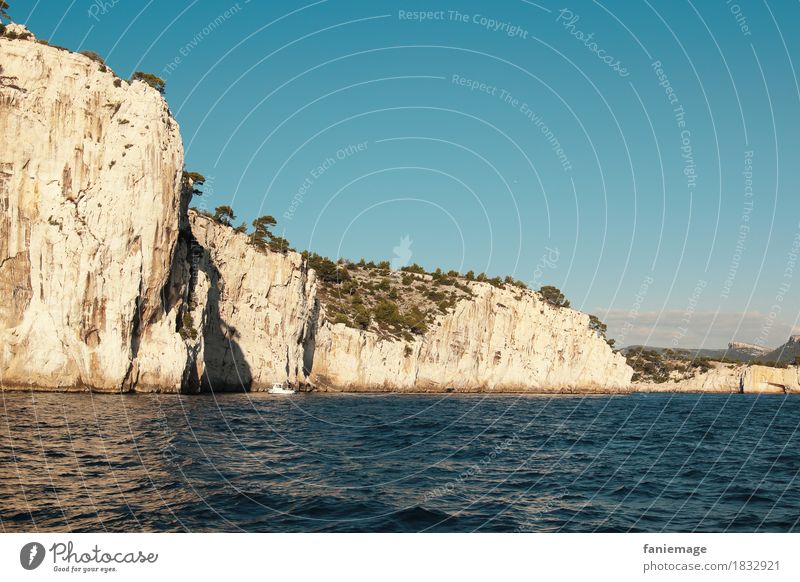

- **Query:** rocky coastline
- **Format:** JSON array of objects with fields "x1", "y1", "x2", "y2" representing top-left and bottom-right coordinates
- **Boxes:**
[{"x1": 1, "y1": 27, "x2": 797, "y2": 395}]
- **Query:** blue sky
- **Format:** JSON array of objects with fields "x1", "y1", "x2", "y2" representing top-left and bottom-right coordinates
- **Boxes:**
[{"x1": 9, "y1": 0, "x2": 800, "y2": 347}]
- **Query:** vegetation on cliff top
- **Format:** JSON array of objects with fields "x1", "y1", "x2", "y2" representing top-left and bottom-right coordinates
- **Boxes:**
[
  {"x1": 191, "y1": 203, "x2": 615, "y2": 344},
  {"x1": 626, "y1": 349, "x2": 713, "y2": 383},
  {"x1": 131, "y1": 71, "x2": 165, "y2": 94}
]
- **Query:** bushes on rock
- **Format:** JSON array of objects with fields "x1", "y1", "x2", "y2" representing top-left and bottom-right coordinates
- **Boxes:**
[
  {"x1": 80, "y1": 50, "x2": 105, "y2": 67},
  {"x1": 539, "y1": 285, "x2": 570, "y2": 308},
  {"x1": 183, "y1": 171, "x2": 205, "y2": 196},
  {"x1": 131, "y1": 71, "x2": 165, "y2": 94},
  {"x1": 213, "y1": 205, "x2": 236, "y2": 226}
]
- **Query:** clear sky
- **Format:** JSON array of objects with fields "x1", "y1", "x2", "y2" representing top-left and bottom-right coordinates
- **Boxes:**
[{"x1": 8, "y1": 0, "x2": 800, "y2": 348}]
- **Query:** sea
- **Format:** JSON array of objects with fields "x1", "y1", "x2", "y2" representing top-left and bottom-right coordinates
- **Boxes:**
[{"x1": 1, "y1": 392, "x2": 798, "y2": 532}]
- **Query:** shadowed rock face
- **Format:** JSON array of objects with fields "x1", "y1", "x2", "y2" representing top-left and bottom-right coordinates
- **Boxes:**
[{"x1": 183, "y1": 214, "x2": 316, "y2": 392}]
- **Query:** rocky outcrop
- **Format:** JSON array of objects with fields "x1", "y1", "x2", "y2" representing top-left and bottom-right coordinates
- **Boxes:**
[
  {"x1": 741, "y1": 365, "x2": 800, "y2": 394},
  {"x1": 185, "y1": 212, "x2": 316, "y2": 391},
  {"x1": 309, "y1": 284, "x2": 633, "y2": 392},
  {"x1": 0, "y1": 29, "x2": 190, "y2": 391},
  {"x1": 727, "y1": 341, "x2": 769, "y2": 359},
  {"x1": 633, "y1": 362, "x2": 800, "y2": 394},
  {"x1": 633, "y1": 363, "x2": 744, "y2": 393}
]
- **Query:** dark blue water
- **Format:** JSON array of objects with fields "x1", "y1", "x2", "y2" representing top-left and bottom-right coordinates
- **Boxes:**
[{"x1": 1, "y1": 392, "x2": 799, "y2": 532}]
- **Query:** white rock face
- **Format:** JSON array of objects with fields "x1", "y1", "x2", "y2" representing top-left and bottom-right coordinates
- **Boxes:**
[
  {"x1": 187, "y1": 212, "x2": 316, "y2": 391},
  {"x1": 633, "y1": 363, "x2": 800, "y2": 394},
  {"x1": 633, "y1": 363, "x2": 744, "y2": 393},
  {"x1": 309, "y1": 283, "x2": 633, "y2": 392},
  {"x1": 0, "y1": 34, "x2": 188, "y2": 391},
  {"x1": 742, "y1": 365, "x2": 800, "y2": 394}
]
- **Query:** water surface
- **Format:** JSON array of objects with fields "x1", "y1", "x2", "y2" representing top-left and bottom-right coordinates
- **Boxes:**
[{"x1": 1, "y1": 392, "x2": 798, "y2": 532}]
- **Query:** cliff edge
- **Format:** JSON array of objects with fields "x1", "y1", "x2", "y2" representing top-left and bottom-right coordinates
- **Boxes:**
[{"x1": 0, "y1": 27, "x2": 189, "y2": 391}]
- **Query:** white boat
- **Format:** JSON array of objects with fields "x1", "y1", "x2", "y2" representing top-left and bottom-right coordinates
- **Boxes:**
[{"x1": 268, "y1": 382, "x2": 296, "y2": 395}]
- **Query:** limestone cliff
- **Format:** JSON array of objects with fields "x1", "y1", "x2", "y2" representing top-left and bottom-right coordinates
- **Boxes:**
[
  {"x1": 741, "y1": 365, "x2": 800, "y2": 394},
  {"x1": 0, "y1": 28, "x2": 192, "y2": 391},
  {"x1": 633, "y1": 362, "x2": 744, "y2": 393},
  {"x1": 185, "y1": 212, "x2": 316, "y2": 391},
  {"x1": 0, "y1": 29, "x2": 633, "y2": 393},
  {"x1": 633, "y1": 362, "x2": 800, "y2": 394},
  {"x1": 309, "y1": 284, "x2": 633, "y2": 392}
]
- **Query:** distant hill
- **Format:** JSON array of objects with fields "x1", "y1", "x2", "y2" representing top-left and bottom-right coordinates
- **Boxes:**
[
  {"x1": 757, "y1": 335, "x2": 800, "y2": 365},
  {"x1": 622, "y1": 341, "x2": 771, "y2": 363},
  {"x1": 623, "y1": 336, "x2": 800, "y2": 365}
]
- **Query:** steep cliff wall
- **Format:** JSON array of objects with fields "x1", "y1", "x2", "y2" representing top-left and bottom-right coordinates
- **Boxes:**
[
  {"x1": 309, "y1": 284, "x2": 633, "y2": 392},
  {"x1": 0, "y1": 30, "x2": 189, "y2": 391},
  {"x1": 186, "y1": 212, "x2": 316, "y2": 391}
]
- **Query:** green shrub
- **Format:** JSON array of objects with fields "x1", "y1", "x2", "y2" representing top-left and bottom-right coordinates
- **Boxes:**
[
  {"x1": 588, "y1": 314, "x2": 607, "y2": 337},
  {"x1": 131, "y1": 71, "x2": 165, "y2": 94},
  {"x1": 213, "y1": 205, "x2": 236, "y2": 226},
  {"x1": 269, "y1": 236, "x2": 291, "y2": 254},
  {"x1": 307, "y1": 253, "x2": 351, "y2": 284},
  {"x1": 374, "y1": 299, "x2": 401, "y2": 327},
  {"x1": 183, "y1": 171, "x2": 205, "y2": 196},
  {"x1": 401, "y1": 263, "x2": 426, "y2": 274},
  {"x1": 353, "y1": 309, "x2": 371, "y2": 330},
  {"x1": 178, "y1": 311, "x2": 198, "y2": 340},
  {"x1": 249, "y1": 215, "x2": 277, "y2": 250},
  {"x1": 404, "y1": 307, "x2": 428, "y2": 334},
  {"x1": 80, "y1": 50, "x2": 105, "y2": 65},
  {"x1": 540, "y1": 285, "x2": 571, "y2": 308},
  {"x1": 331, "y1": 313, "x2": 349, "y2": 325}
]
